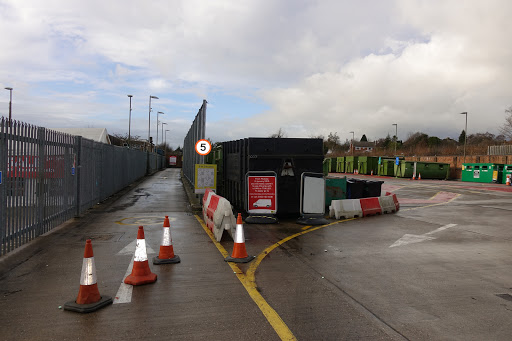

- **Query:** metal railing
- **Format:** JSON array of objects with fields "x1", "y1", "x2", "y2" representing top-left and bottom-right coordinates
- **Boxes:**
[
  {"x1": 0, "y1": 118, "x2": 165, "y2": 255},
  {"x1": 183, "y1": 100, "x2": 206, "y2": 186}
]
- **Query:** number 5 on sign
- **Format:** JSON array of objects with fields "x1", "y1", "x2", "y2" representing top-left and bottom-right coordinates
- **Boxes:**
[{"x1": 195, "y1": 139, "x2": 212, "y2": 156}]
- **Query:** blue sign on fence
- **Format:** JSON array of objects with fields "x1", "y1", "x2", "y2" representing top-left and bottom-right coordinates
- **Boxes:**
[
  {"x1": 71, "y1": 167, "x2": 75, "y2": 176},
  {"x1": 0, "y1": 171, "x2": 2, "y2": 184},
  {"x1": 395, "y1": 157, "x2": 400, "y2": 165}
]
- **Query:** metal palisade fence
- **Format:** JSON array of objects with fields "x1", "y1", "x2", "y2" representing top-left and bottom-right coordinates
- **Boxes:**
[
  {"x1": 183, "y1": 100, "x2": 206, "y2": 186},
  {"x1": 0, "y1": 118, "x2": 165, "y2": 255},
  {"x1": 488, "y1": 145, "x2": 512, "y2": 155}
]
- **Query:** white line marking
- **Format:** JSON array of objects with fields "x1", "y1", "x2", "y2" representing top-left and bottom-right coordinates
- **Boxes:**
[
  {"x1": 389, "y1": 224, "x2": 457, "y2": 248},
  {"x1": 113, "y1": 257, "x2": 134, "y2": 304},
  {"x1": 425, "y1": 223, "x2": 457, "y2": 235},
  {"x1": 113, "y1": 240, "x2": 156, "y2": 304},
  {"x1": 117, "y1": 239, "x2": 156, "y2": 255}
]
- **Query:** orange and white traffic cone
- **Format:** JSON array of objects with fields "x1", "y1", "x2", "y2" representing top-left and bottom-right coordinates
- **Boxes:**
[
  {"x1": 506, "y1": 175, "x2": 511, "y2": 186},
  {"x1": 124, "y1": 226, "x2": 157, "y2": 285},
  {"x1": 64, "y1": 239, "x2": 112, "y2": 313},
  {"x1": 225, "y1": 214, "x2": 255, "y2": 263},
  {"x1": 371, "y1": 170, "x2": 373, "y2": 176},
  {"x1": 418, "y1": 173, "x2": 422, "y2": 180},
  {"x1": 153, "y1": 216, "x2": 180, "y2": 264},
  {"x1": 412, "y1": 174, "x2": 416, "y2": 180}
]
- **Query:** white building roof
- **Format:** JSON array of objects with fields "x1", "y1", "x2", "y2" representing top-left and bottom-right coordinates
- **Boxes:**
[{"x1": 52, "y1": 128, "x2": 111, "y2": 144}]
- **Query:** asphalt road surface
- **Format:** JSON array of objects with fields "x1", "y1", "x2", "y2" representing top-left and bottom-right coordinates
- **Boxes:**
[{"x1": 1, "y1": 168, "x2": 511, "y2": 340}]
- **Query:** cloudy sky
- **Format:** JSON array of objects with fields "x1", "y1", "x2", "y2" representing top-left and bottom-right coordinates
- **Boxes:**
[{"x1": 1, "y1": 0, "x2": 511, "y2": 148}]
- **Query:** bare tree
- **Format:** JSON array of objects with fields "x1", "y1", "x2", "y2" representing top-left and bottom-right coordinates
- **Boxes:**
[
  {"x1": 499, "y1": 106, "x2": 512, "y2": 141},
  {"x1": 269, "y1": 127, "x2": 287, "y2": 138}
]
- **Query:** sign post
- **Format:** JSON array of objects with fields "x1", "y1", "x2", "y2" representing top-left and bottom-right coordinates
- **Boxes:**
[
  {"x1": 245, "y1": 171, "x2": 278, "y2": 224},
  {"x1": 194, "y1": 164, "x2": 217, "y2": 194},
  {"x1": 297, "y1": 172, "x2": 328, "y2": 225}
]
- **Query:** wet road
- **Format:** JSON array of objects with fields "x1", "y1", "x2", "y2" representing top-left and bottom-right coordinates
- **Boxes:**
[{"x1": 1, "y1": 169, "x2": 511, "y2": 340}]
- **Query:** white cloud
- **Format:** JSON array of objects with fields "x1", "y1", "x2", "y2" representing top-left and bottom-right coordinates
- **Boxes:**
[{"x1": 1, "y1": 0, "x2": 511, "y2": 148}]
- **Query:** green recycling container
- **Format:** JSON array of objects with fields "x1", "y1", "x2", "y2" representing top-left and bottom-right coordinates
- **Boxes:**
[
  {"x1": 462, "y1": 163, "x2": 504, "y2": 183},
  {"x1": 395, "y1": 161, "x2": 450, "y2": 179},
  {"x1": 330, "y1": 157, "x2": 338, "y2": 173},
  {"x1": 336, "y1": 157, "x2": 345, "y2": 173},
  {"x1": 502, "y1": 165, "x2": 512, "y2": 184},
  {"x1": 345, "y1": 156, "x2": 359, "y2": 174},
  {"x1": 395, "y1": 161, "x2": 416, "y2": 178},
  {"x1": 378, "y1": 159, "x2": 396, "y2": 176},
  {"x1": 357, "y1": 156, "x2": 379, "y2": 175},
  {"x1": 323, "y1": 159, "x2": 331, "y2": 176},
  {"x1": 415, "y1": 162, "x2": 450, "y2": 179},
  {"x1": 325, "y1": 176, "x2": 347, "y2": 207}
]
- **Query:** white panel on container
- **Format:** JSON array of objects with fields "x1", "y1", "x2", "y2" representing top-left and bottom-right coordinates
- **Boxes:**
[{"x1": 303, "y1": 176, "x2": 325, "y2": 214}]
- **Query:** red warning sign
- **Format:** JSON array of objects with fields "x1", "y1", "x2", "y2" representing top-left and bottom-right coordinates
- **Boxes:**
[{"x1": 247, "y1": 176, "x2": 277, "y2": 214}]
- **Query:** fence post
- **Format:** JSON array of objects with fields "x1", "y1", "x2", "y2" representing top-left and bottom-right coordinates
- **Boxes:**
[
  {"x1": 0, "y1": 119, "x2": 6, "y2": 255},
  {"x1": 75, "y1": 136, "x2": 82, "y2": 217},
  {"x1": 36, "y1": 127, "x2": 46, "y2": 236}
]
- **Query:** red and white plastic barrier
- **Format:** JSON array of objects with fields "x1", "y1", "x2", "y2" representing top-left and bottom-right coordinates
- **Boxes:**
[
  {"x1": 203, "y1": 189, "x2": 236, "y2": 241},
  {"x1": 329, "y1": 192, "x2": 399, "y2": 220},
  {"x1": 328, "y1": 199, "x2": 362, "y2": 219}
]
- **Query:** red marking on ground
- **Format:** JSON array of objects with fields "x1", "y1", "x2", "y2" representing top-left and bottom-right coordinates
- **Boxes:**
[
  {"x1": 399, "y1": 191, "x2": 458, "y2": 204},
  {"x1": 455, "y1": 185, "x2": 512, "y2": 193}
]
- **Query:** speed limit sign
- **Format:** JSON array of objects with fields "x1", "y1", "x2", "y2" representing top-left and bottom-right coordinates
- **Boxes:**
[{"x1": 195, "y1": 139, "x2": 212, "y2": 156}]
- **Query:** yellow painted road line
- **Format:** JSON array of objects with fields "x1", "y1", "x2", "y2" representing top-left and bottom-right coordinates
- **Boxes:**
[
  {"x1": 195, "y1": 215, "x2": 297, "y2": 341},
  {"x1": 428, "y1": 191, "x2": 442, "y2": 200}
]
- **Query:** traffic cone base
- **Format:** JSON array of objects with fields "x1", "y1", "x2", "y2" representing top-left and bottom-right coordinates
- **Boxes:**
[
  {"x1": 225, "y1": 213, "x2": 255, "y2": 263},
  {"x1": 64, "y1": 239, "x2": 112, "y2": 313},
  {"x1": 153, "y1": 216, "x2": 180, "y2": 265},
  {"x1": 64, "y1": 295, "x2": 113, "y2": 313},
  {"x1": 124, "y1": 260, "x2": 157, "y2": 285},
  {"x1": 153, "y1": 254, "x2": 181, "y2": 264},
  {"x1": 225, "y1": 255, "x2": 255, "y2": 263},
  {"x1": 124, "y1": 226, "x2": 157, "y2": 285}
]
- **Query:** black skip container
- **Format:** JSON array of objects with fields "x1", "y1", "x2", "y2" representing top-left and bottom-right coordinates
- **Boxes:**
[{"x1": 220, "y1": 138, "x2": 324, "y2": 217}]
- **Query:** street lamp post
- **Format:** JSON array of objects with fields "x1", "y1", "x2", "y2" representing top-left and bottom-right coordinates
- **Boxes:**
[
  {"x1": 5, "y1": 87, "x2": 13, "y2": 125},
  {"x1": 161, "y1": 122, "x2": 167, "y2": 148},
  {"x1": 165, "y1": 129, "x2": 170, "y2": 157},
  {"x1": 156, "y1": 111, "x2": 165, "y2": 147},
  {"x1": 127, "y1": 95, "x2": 133, "y2": 147},
  {"x1": 349, "y1": 131, "x2": 355, "y2": 155},
  {"x1": 460, "y1": 112, "x2": 468, "y2": 163},
  {"x1": 392, "y1": 123, "x2": 398, "y2": 156},
  {"x1": 148, "y1": 95, "x2": 159, "y2": 151}
]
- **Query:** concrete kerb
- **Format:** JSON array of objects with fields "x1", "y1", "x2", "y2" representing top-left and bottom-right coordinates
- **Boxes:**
[{"x1": 180, "y1": 170, "x2": 202, "y2": 212}]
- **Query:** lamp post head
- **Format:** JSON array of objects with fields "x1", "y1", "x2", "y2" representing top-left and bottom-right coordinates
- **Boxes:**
[
  {"x1": 5, "y1": 87, "x2": 13, "y2": 91},
  {"x1": 460, "y1": 112, "x2": 467, "y2": 115},
  {"x1": 150, "y1": 95, "x2": 159, "y2": 99},
  {"x1": 127, "y1": 94, "x2": 133, "y2": 98},
  {"x1": 158, "y1": 111, "x2": 164, "y2": 114}
]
